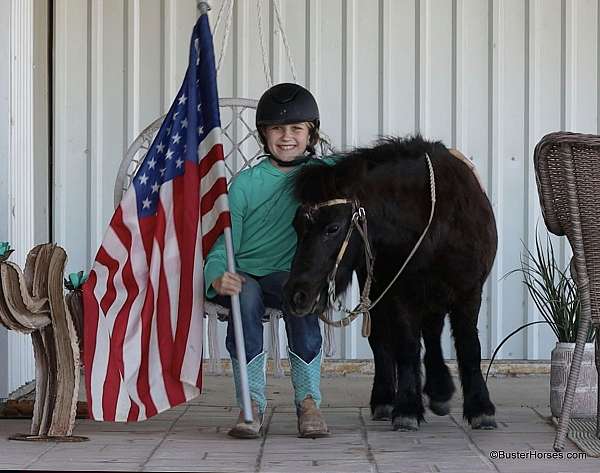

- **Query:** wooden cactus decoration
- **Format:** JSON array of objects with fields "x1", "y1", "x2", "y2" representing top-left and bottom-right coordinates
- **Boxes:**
[{"x1": 0, "y1": 243, "x2": 86, "y2": 440}]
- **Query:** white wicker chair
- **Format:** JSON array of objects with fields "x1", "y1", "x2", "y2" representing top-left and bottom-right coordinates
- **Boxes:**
[{"x1": 114, "y1": 98, "x2": 334, "y2": 376}]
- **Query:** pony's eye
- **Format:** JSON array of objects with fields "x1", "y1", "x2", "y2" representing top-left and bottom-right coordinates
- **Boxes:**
[{"x1": 325, "y1": 224, "x2": 340, "y2": 236}]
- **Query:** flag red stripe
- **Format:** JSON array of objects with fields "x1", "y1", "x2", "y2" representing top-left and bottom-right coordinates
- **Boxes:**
[
  {"x1": 202, "y1": 211, "x2": 231, "y2": 259},
  {"x1": 96, "y1": 247, "x2": 118, "y2": 317},
  {"x1": 200, "y1": 177, "x2": 228, "y2": 216},
  {"x1": 154, "y1": 198, "x2": 186, "y2": 406},
  {"x1": 199, "y1": 143, "x2": 225, "y2": 179},
  {"x1": 136, "y1": 218, "x2": 159, "y2": 419},
  {"x1": 171, "y1": 162, "x2": 200, "y2": 382},
  {"x1": 93, "y1": 246, "x2": 123, "y2": 421},
  {"x1": 128, "y1": 402, "x2": 140, "y2": 422},
  {"x1": 109, "y1": 207, "x2": 143, "y2": 419}
]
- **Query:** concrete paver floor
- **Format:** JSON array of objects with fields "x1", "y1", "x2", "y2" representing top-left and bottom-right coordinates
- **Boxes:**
[{"x1": 0, "y1": 374, "x2": 598, "y2": 472}]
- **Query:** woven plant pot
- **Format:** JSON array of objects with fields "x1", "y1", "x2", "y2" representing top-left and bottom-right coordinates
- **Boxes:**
[{"x1": 550, "y1": 342, "x2": 597, "y2": 418}]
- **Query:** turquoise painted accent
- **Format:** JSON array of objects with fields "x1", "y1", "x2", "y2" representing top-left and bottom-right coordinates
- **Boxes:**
[
  {"x1": 288, "y1": 349, "x2": 322, "y2": 408},
  {"x1": 65, "y1": 271, "x2": 88, "y2": 290},
  {"x1": 231, "y1": 352, "x2": 267, "y2": 414},
  {"x1": 0, "y1": 242, "x2": 12, "y2": 259}
]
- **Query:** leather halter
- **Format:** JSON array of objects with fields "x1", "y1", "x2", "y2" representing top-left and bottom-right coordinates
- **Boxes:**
[{"x1": 301, "y1": 198, "x2": 375, "y2": 337}]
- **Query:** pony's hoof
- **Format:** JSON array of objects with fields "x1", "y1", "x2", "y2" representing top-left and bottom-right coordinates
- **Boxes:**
[
  {"x1": 392, "y1": 416, "x2": 419, "y2": 431},
  {"x1": 470, "y1": 415, "x2": 497, "y2": 430},
  {"x1": 372, "y1": 405, "x2": 394, "y2": 421},
  {"x1": 429, "y1": 400, "x2": 450, "y2": 416}
]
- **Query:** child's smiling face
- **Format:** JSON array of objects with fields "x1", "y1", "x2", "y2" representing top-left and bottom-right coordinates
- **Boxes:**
[{"x1": 264, "y1": 122, "x2": 311, "y2": 162}]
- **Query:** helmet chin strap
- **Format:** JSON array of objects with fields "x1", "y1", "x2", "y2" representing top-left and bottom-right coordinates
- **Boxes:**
[{"x1": 269, "y1": 154, "x2": 312, "y2": 167}]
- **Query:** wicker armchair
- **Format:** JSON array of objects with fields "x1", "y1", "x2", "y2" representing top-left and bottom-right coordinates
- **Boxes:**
[{"x1": 533, "y1": 132, "x2": 600, "y2": 451}]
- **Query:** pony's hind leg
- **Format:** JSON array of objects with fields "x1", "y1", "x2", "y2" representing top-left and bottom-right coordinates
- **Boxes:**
[
  {"x1": 422, "y1": 313, "x2": 455, "y2": 416},
  {"x1": 368, "y1": 307, "x2": 396, "y2": 420},
  {"x1": 449, "y1": 291, "x2": 497, "y2": 429}
]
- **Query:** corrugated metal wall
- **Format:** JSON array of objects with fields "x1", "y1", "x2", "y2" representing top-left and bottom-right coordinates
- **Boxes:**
[
  {"x1": 53, "y1": 0, "x2": 599, "y2": 361},
  {"x1": 1, "y1": 0, "x2": 49, "y2": 397}
]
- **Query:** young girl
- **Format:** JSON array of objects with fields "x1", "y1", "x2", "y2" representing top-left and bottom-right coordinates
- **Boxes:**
[{"x1": 204, "y1": 83, "x2": 330, "y2": 439}]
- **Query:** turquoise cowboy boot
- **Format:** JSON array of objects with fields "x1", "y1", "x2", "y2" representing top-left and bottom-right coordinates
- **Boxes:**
[
  {"x1": 288, "y1": 349, "x2": 330, "y2": 438},
  {"x1": 228, "y1": 352, "x2": 267, "y2": 439}
]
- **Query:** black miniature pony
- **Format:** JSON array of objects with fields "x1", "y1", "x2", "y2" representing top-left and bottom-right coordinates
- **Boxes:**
[{"x1": 283, "y1": 135, "x2": 498, "y2": 431}]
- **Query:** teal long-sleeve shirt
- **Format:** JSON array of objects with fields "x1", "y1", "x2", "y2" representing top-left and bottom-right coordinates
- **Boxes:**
[{"x1": 204, "y1": 157, "x2": 319, "y2": 298}]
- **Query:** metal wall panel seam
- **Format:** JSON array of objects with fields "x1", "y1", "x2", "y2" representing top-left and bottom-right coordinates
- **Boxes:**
[
  {"x1": 416, "y1": 0, "x2": 425, "y2": 133},
  {"x1": 451, "y1": 0, "x2": 458, "y2": 148},
  {"x1": 341, "y1": 0, "x2": 357, "y2": 152},
  {"x1": 163, "y1": 0, "x2": 176, "y2": 110},
  {"x1": 158, "y1": 0, "x2": 165, "y2": 115},
  {"x1": 0, "y1": 0, "x2": 11, "y2": 399},
  {"x1": 8, "y1": 0, "x2": 42, "y2": 391},
  {"x1": 122, "y1": 0, "x2": 129, "y2": 182},
  {"x1": 524, "y1": 0, "x2": 537, "y2": 359},
  {"x1": 379, "y1": 0, "x2": 389, "y2": 135},
  {"x1": 90, "y1": 0, "x2": 103, "y2": 253},
  {"x1": 521, "y1": 0, "x2": 544, "y2": 359},
  {"x1": 454, "y1": 0, "x2": 463, "y2": 150},
  {"x1": 560, "y1": 0, "x2": 572, "y2": 289},
  {"x1": 32, "y1": 0, "x2": 49, "y2": 249},
  {"x1": 489, "y1": 0, "x2": 504, "y2": 358},
  {"x1": 269, "y1": 0, "x2": 276, "y2": 83},
  {"x1": 130, "y1": 0, "x2": 141, "y2": 141}
]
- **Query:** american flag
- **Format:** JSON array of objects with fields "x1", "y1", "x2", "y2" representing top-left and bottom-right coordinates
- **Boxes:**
[{"x1": 82, "y1": 13, "x2": 230, "y2": 422}]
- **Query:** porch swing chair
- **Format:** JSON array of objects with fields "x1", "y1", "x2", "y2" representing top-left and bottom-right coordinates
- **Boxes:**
[{"x1": 114, "y1": 0, "x2": 356, "y2": 377}]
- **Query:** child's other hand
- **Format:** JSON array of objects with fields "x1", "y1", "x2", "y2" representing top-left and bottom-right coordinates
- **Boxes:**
[{"x1": 213, "y1": 272, "x2": 246, "y2": 296}]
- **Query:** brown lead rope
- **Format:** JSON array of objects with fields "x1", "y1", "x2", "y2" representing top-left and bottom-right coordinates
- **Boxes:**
[{"x1": 318, "y1": 152, "x2": 436, "y2": 337}]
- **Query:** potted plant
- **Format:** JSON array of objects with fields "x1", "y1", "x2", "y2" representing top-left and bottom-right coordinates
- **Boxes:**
[{"x1": 486, "y1": 231, "x2": 596, "y2": 418}]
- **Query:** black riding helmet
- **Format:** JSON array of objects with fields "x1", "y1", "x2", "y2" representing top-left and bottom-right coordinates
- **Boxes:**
[
  {"x1": 256, "y1": 82, "x2": 320, "y2": 127},
  {"x1": 256, "y1": 83, "x2": 320, "y2": 160}
]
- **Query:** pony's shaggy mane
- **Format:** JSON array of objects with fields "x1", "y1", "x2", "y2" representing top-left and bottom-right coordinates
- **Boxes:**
[{"x1": 294, "y1": 135, "x2": 444, "y2": 204}]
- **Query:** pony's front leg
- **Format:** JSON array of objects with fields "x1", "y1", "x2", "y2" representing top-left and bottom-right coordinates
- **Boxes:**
[
  {"x1": 368, "y1": 332, "x2": 396, "y2": 420},
  {"x1": 390, "y1": 311, "x2": 424, "y2": 431}
]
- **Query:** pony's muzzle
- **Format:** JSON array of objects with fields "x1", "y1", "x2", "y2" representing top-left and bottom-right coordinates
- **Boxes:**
[
  {"x1": 292, "y1": 290, "x2": 308, "y2": 309},
  {"x1": 283, "y1": 282, "x2": 319, "y2": 317}
]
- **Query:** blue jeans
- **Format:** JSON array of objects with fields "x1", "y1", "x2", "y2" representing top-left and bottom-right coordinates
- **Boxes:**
[{"x1": 212, "y1": 271, "x2": 322, "y2": 363}]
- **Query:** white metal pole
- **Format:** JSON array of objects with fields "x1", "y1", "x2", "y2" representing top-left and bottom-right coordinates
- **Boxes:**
[{"x1": 223, "y1": 228, "x2": 253, "y2": 423}]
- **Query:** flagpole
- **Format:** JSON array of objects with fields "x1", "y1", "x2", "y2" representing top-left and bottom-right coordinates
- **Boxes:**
[
  {"x1": 223, "y1": 229, "x2": 253, "y2": 423},
  {"x1": 197, "y1": 0, "x2": 253, "y2": 424}
]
